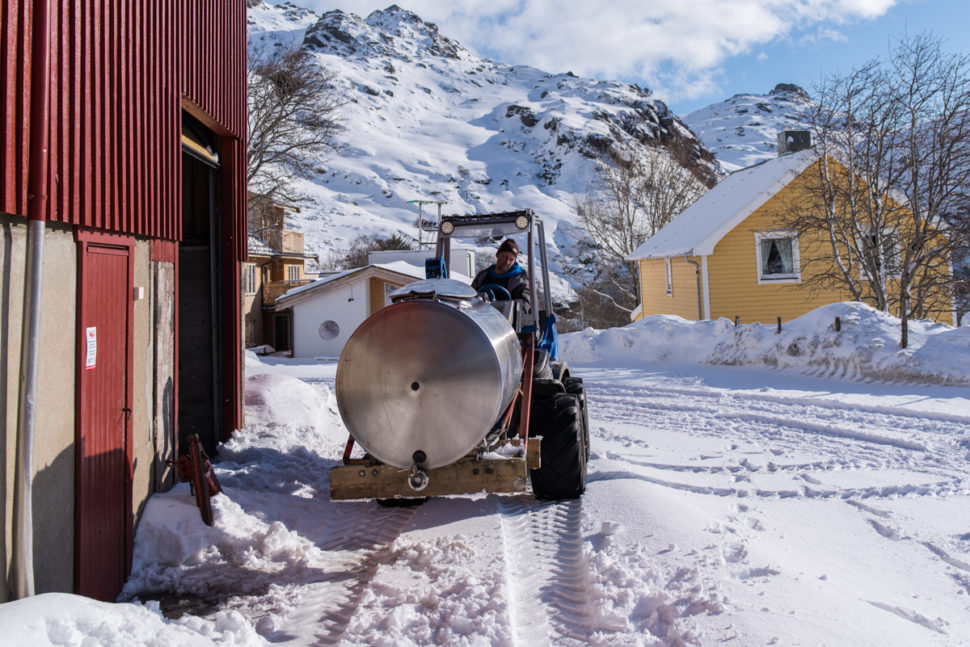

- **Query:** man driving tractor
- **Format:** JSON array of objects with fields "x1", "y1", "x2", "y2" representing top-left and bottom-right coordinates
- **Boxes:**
[
  {"x1": 330, "y1": 210, "x2": 586, "y2": 502},
  {"x1": 472, "y1": 238, "x2": 531, "y2": 306}
]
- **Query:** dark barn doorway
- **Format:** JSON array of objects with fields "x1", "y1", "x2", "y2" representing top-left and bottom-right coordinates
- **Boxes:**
[
  {"x1": 273, "y1": 311, "x2": 292, "y2": 353},
  {"x1": 179, "y1": 112, "x2": 223, "y2": 457}
]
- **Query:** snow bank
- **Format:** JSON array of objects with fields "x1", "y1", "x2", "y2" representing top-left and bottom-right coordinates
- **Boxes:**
[
  {"x1": 0, "y1": 593, "x2": 263, "y2": 646},
  {"x1": 120, "y1": 371, "x2": 348, "y2": 603},
  {"x1": 561, "y1": 302, "x2": 970, "y2": 385}
]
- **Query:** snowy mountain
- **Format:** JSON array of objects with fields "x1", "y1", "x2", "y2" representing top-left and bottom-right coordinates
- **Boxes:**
[
  {"x1": 682, "y1": 83, "x2": 814, "y2": 171},
  {"x1": 246, "y1": 2, "x2": 720, "y2": 298}
]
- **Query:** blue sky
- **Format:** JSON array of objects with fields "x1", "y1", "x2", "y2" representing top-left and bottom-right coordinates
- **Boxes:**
[
  {"x1": 308, "y1": 0, "x2": 970, "y2": 115},
  {"x1": 694, "y1": 0, "x2": 970, "y2": 114}
]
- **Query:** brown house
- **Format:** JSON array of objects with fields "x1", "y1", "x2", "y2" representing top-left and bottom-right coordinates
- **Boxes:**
[
  {"x1": 244, "y1": 199, "x2": 318, "y2": 352},
  {"x1": 1, "y1": 1, "x2": 247, "y2": 601}
]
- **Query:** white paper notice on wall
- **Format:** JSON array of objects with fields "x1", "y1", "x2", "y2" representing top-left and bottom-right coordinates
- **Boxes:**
[{"x1": 85, "y1": 327, "x2": 97, "y2": 370}]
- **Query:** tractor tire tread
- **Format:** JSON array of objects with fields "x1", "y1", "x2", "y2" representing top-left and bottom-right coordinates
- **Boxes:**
[
  {"x1": 563, "y1": 377, "x2": 590, "y2": 462},
  {"x1": 529, "y1": 393, "x2": 587, "y2": 500}
]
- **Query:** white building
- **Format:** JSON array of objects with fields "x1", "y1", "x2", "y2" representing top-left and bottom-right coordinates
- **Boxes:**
[{"x1": 275, "y1": 261, "x2": 472, "y2": 358}]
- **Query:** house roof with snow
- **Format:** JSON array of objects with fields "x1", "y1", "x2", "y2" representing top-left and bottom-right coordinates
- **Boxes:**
[
  {"x1": 274, "y1": 261, "x2": 425, "y2": 309},
  {"x1": 274, "y1": 261, "x2": 470, "y2": 310},
  {"x1": 628, "y1": 149, "x2": 818, "y2": 260},
  {"x1": 248, "y1": 234, "x2": 274, "y2": 256}
]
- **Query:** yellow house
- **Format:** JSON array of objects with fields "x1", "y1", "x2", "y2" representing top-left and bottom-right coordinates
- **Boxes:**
[{"x1": 628, "y1": 148, "x2": 956, "y2": 325}]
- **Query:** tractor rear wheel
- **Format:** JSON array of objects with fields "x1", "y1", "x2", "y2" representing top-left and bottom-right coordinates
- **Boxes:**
[
  {"x1": 563, "y1": 377, "x2": 590, "y2": 461},
  {"x1": 529, "y1": 393, "x2": 587, "y2": 500}
]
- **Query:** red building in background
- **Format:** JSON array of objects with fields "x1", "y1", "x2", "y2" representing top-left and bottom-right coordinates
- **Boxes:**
[{"x1": 1, "y1": 0, "x2": 247, "y2": 601}]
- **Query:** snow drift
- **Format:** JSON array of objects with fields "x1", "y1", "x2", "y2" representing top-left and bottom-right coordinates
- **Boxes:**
[{"x1": 561, "y1": 302, "x2": 970, "y2": 386}]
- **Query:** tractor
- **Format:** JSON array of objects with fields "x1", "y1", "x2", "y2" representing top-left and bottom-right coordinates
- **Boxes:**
[{"x1": 330, "y1": 210, "x2": 588, "y2": 501}]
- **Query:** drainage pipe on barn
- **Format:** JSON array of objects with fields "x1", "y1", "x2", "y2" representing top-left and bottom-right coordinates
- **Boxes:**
[{"x1": 14, "y1": 0, "x2": 53, "y2": 600}]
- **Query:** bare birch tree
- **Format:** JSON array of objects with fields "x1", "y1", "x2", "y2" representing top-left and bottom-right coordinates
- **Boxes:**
[
  {"x1": 790, "y1": 33, "x2": 970, "y2": 347},
  {"x1": 575, "y1": 147, "x2": 706, "y2": 320},
  {"x1": 890, "y1": 35, "x2": 970, "y2": 342},
  {"x1": 248, "y1": 45, "x2": 343, "y2": 212}
]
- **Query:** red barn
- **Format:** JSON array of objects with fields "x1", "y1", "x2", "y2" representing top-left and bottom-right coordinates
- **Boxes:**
[{"x1": 1, "y1": 0, "x2": 247, "y2": 601}]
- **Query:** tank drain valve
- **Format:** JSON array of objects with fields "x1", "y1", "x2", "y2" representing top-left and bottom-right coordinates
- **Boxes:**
[{"x1": 408, "y1": 464, "x2": 429, "y2": 491}]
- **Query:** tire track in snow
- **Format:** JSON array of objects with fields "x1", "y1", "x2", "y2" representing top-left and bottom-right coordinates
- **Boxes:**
[
  {"x1": 590, "y1": 463, "x2": 964, "y2": 502},
  {"x1": 588, "y1": 382, "x2": 970, "y2": 450},
  {"x1": 589, "y1": 382, "x2": 970, "y2": 427},
  {"x1": 867, "y1": 600, "x2": 948, "y2": 635},
  {"x1": 590, "y1": 386, "x2": 947, "y2": 451},
  {"x1": 499, "y1": 496, "x2": 624, "y2": 646},
  {"x1": 847, "y1": 500, "x2": 970, "y2": 601},
  {"x1": 498, "y1": 497, "x2": 556, "y2": 646},
  {"x1": 584, "y1": 381, "x2": 970, "y2": 501},
  {"x1": 272, "y1": 503, "x2": 418, "y2": 645},
  {"x1": 589, "y1": 383, "x2": 968, "y2": 448}
]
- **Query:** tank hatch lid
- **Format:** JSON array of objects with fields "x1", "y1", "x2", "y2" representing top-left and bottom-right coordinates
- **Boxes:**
[{"x1": 390, "y1": 278, "x2": 477, "y2": 303}]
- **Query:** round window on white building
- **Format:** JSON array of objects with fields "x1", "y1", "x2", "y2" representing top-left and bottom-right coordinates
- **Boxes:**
[{"x1": 319, "y1": 320, "x2": 340, "y2": 340}]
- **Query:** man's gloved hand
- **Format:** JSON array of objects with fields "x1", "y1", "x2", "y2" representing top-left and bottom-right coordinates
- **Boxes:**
[{"x1": 476, "y1": 291, "x2": 491, "y2": 303}]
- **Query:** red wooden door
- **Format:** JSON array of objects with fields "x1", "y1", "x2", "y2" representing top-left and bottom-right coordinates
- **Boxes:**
[{"x1": 75, "y1": 231, "x2": 134, "y2": 601}]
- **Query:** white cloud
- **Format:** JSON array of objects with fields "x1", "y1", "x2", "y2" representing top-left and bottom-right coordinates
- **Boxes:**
[
  {"x1": 800, "y1": 26, "x2": 850, "y2": 44},
  {"x1": 305, "y1": 0, "x2": 898, "y2": 102}
]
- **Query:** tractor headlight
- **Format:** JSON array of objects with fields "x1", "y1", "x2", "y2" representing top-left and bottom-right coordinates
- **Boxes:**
[
  {"x1": 515, "y1": 214, "x2": 529, "y2": 230},
  {"x1": 440, "y1": 220, "x2": 455, "y2": 235}
]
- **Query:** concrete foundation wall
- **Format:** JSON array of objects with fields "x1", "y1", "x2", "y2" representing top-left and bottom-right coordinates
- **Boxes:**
[
  {"x1": 1, "y1": 216, "x2": 78, "y2": 600},
  {"x1": 133, "y1": 241, "x2": 175, "y2": 523},
  {"x1": 151, "y1": 260, "x2": 177, "y2": 493},
  {"x1": 0, "y1": 216, "x2": 174, "y2": 602}
]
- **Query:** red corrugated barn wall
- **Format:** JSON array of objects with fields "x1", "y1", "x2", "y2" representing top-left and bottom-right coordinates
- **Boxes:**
[
  {"x1": 0, "y1": 0, "x2": 246, "y2": 435},
  {"x1": 0, "y1": 1, "x2": 30, "y2": 217}
]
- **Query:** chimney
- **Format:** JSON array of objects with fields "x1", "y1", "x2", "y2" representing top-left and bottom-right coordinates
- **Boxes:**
[{"x1": 777, "y1": 130, "x2": 811, "y2": 155}]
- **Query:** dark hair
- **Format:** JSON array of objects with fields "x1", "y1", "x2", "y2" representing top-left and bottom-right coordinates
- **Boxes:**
[{"x1": 497, "y1": 238, "x2": 519, "y2": 256}]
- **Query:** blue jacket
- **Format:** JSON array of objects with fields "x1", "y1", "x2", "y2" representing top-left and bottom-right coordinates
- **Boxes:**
[{"x1": 472, "y1": 262, "x2": 531, "y2": 306}]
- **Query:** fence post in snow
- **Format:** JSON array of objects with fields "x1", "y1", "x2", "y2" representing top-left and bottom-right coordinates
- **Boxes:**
[
  {"x1": 776, "y1": 317, "x2": 782, "y2": 334},
  {"x1": 734, "y1": 316, "x2": 739, "y2": 326},
  {"x1": 835, "y1": 316, "x2": 841, "y2": 332}
]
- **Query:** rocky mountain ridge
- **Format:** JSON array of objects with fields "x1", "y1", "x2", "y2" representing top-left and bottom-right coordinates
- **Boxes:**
[
  {"x1": 247, "y1": 2, "x2": 731, "y2": 291},
  {"x1": 682, "y1": 83, "x2": 814, "y2": 171},
  {"x1": 247, "y1": 2, "x2": 809, "y2": 302}
]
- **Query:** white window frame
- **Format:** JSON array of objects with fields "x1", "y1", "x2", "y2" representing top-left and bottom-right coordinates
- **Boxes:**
[
  {"x1": 664, "y1": 258, "x2": 673, "y2": 297},
  {"x1": 754, "y1": 230, "x2": 800, "y2": 284},
  {"x1": 243, "y1": 263, "x2": 257, "y2": 295},
  {"x1": 858, "y1": 228, "x2": 902, "y2": 281},
  {"x1": 287, "y1": 264, "x2": 300, "y2": 281}
]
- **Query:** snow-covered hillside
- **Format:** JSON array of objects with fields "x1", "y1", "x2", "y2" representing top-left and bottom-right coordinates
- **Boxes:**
[
  {"x1": 246, "y1": 1, "x2": 719, "y2": 291},
  {"x1": 682, "y1": 83, "x2": 814, "y2": 171}
]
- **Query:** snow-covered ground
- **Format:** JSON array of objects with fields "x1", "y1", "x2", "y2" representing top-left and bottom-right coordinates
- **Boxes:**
[{"x1": 3, "y1": 302, "x2": 970, "y2": 646}]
